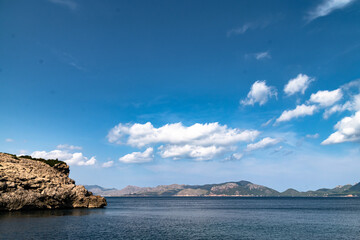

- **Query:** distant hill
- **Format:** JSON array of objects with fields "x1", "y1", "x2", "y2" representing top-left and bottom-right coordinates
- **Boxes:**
[
  {"x1": 349, "y1": 182, "x2": 360, "y2": 192},
  {"x1": 84, "y1": 181, "x2": 360, "y2": 197}
]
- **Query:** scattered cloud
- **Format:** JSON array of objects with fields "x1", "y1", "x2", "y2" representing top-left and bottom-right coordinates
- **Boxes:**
[
  {"x1": 119, "y1": 147, "x2": 154, "y2": 163},
  {"x1": 306, "y1": 133, "x2": 320, "y2": 139},
  {"x1": 231, "y1": 153, "x2": 243, "y2": 160},
  {"x1": 227, "y1": 23, "x2": 252, "y2": 36},
  {"x1": 224, "y1": 153, "x2": 244, "y2": 161},
  {"x1": 323, "y1": 94, "x2": 360, "y2": 119},
  {"x1": 102, "y1": 161, "x2": 114, "y2": 168},
  {"x1": 48, "y1": 0, "x2": 78, "y2": 11},
  {"x1": 240, "y1": 80, "x2": 277, "y2": 106},
  {"x1": 271, "y1": 146, "x2": 284, "y2": 154},
  {"x1": 284, "y1": 74, "x2": 314, "y2": 96},
  {"x1": 307, "y1": 0, "x2": 356, "y2": 22},
  {"x1": 261, "y1": 119, "x2": 273, "y2": 127},
  {"x1": 276, "y1": 104, "x2": 318, "y2": 123},
  {"x1": 322, "y1": 111, "x2": 360, "y2": 144},
  {"x1": 56, "y1": 144, "x2": 82, "y2": 150},
  {"x1": 227, "y1": 21, "x2": 269, "y2": 37},
  {"x1": 246, "y1": 137, "x2": 281, "y2": 151},
  {"x1": 5, "y1": 138, "x2": 14, "y2": 142},
  {"x1": 255, "y1": 51, "x2": 271, "y2": 60},
  {"x1": 309, "y1": 89, "x2": 343, "y2": 107},
  {"x1": 31, "y1": 150, "x2": 96, "y2": 166}
]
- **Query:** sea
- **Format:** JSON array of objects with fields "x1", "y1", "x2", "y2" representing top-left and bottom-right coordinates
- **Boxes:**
[{"x1": 1, "y1": 197, "x2": 360, "y2": 240}]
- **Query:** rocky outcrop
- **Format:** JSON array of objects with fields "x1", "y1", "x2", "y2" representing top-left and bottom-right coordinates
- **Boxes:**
[{"x1": 0, "y1": 153, "x2": 107, "y2": 211}]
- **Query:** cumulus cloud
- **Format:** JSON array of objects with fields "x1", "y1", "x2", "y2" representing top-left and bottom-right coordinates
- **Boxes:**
[
  {"x1": 108, "y1": 122, "x2": 260, "y2": 162},
  {"x1": 276, "y1": 104, "x2": 318, "y2": 123},
  {"x1": 255, "y1": 51, "x2": 271, "y2": 60},
  {"x1": 246, "y1": 137, "x2": 281, "y2": 151},
  {"x1": 322, "y1": 111, "x2": 360, "y2": 144},
  {"x1": 307, "y1": 0, "x2": 356, "y2": 22},
  {"x1": 31, "y1": 150, "x2": 96, "y2": 166},
  {"x1": 159, "y1": 145, "x2": 227, "y2": 161},
  {"x1": 309, "y1": 89, "x2": 343, "y2": 107},
  {"x1": 284, "y1": 74, "x2": 314, "y2": 96},
  {"x1": 102, "y1": 161, "x2": 114, "y2": 168},
  {"x1": 119, "y1": 147, "x2": 154, "y2": 163},
  {"x1": 241, "y1": 80, "x2": 277, "y2": 106},
  {"x1": 108, "y1": 122, "x2": 259, "y2": 148},
  {"x1": 48, "y1": 0, "x2": 77, "y2": 10},
  {"x1": 56, "y1": 144, "x2": 82, "y2": 150}
]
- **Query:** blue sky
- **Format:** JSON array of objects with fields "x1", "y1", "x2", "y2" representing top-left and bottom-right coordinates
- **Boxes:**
[{"x1": 1, "y1": 0, "x2": 360, "y2": 191}]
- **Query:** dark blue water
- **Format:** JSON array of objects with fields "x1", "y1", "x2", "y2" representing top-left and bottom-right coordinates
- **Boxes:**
[{"x1": 1, "y1": 197, "x2": 360, "y2": 239}]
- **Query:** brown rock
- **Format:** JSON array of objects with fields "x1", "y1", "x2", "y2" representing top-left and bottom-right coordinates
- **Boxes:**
[{"x1": 0, "y1": 153, "x2": 107, "y2": 211}]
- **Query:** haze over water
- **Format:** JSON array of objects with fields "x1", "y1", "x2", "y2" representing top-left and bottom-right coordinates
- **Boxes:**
[{"x1": 1, "y1": 197, "x2": 360, "y2": 239}]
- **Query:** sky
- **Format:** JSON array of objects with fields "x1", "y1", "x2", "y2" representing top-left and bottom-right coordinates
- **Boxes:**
[{"x1": 1, "y1": 0, "x2": 360, "y2": 191}]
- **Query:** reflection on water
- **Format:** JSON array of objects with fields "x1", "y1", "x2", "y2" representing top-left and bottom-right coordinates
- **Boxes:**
[{"x1": 1, "y1": 197, "x2": 360, "y2": 240}]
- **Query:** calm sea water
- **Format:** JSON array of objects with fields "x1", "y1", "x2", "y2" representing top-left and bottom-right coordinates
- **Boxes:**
[{"x1": 1, "y1": 197, "x2": 360, "y2": 240}]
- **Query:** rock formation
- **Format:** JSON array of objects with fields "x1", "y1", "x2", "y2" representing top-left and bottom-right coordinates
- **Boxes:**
[{"x1": 0, "y1": 153, "x2": 107, "y2": 211}]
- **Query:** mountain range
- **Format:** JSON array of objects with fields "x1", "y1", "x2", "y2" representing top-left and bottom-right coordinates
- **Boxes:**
[{"x1": 85, "y1": 180, "x2": 360, "y2": 197}]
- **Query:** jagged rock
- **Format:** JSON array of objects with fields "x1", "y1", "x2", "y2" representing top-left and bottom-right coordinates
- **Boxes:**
[{"x1": 0, "y1": 153, "x2": 106, "y2": 211}]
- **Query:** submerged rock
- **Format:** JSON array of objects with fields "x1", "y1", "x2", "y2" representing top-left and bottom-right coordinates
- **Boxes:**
[{"x1": 0, "y1": 153, "x2": 106, "y2": 211}]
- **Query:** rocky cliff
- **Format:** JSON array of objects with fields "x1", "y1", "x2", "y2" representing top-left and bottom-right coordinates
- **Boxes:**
[{"x1": 0, "y1": 153, "x2": 107, "y2": 211}]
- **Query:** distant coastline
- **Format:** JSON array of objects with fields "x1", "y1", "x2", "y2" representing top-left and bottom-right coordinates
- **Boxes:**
[{"x1": 85, "y1": 180, "x2": 360, "y2": 198}]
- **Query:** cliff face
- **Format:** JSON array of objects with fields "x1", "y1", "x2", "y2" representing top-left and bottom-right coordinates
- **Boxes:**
[{"x1": 0, "y1": 153, "x2": 106, "y2": 211}]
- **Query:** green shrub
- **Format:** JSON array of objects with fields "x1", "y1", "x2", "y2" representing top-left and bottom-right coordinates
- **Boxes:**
[{"x1": 19, "y1": 155, "x2": 65, "y2": 167}]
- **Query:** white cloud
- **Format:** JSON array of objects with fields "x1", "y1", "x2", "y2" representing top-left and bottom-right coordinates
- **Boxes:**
[
  {"x1": 227, "y1": 21, "x2": 269, "y2": 37},
  {"x1": 232, "y1": 153, "x2": 243, "y2": 160},
  {"x1": 31, "y1": 150, "x2": 96, "y2": 166},
  {"x1": 102, "y1": 161, "x2": 114, "y2": 168},
  {"x1": 159, "y1": 144, "x2": 226, "y2": 161},
  {"x1": 309, "y1": 89, "x2": 343, "y2": 107},
  {"x1": 241, "y1": 80, "x2": 277, "y2": 106},
  {"x1": 322, "y1": 111, "x2": 360, "y2": 145},
  {"x1": 276, "y1": 104, "x2": 318, "y2": 123},
  {"x1": 227, "y1": 23, "x2": 252, "y2": 36},
  {"x1": 284, "y1": 74, "x2": 314, "y2": 96},
  {"x1": 323, "y1": 94, "x2": 360, "y2": 119},
  {"x1": 246, "y1": 137, "x2": 281, "y2": 151},
  {"x1": 255, "y1": 51, "x2": 271, "y2": 60},
  {"x1": 307, "y1": 0, "x2": 356, "y2": 22},
  {"x1": 56, "y1": 144, "x2": 82, "y2": 150},
  {"x1": 19, "y1": 149, "x2": 28, "y2": 155},
  {"x1": 323, "y1": 102, "x2": 351, "y2": 119},
  {"x1": 5, "y1": 138, "x2": 14, "y2": 142},
  {"x1": 261, "y1": 119, "x2": 273, "y2": 127},
  {"x1": 224, "y1": 152, "x2": 244, "y2": 161},
  {"x1": 108, "y1": 122, "x2": 260, "y2": 162},
  {"x1": 108, "y1": 122, "x2": 259, "y2": 148},
  {"x1": 119, "y1": 147, "x2": 154, "y2": 163},
  {"x1": 306, "y1": 133, "x2": 320, "y2": 139},
  {"x1": 48, "y1": 0, "x2": 77, "y2": 10}
]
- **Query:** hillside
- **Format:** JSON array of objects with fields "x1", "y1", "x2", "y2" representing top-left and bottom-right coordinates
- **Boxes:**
[{"x1": 85, "y1": 181, "x2": 360, "y2": 197}]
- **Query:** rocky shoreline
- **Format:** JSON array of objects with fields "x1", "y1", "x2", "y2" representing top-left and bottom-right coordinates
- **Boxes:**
[{"x1": 0, "y1": 153, "x2": 106, "y2": 211}]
